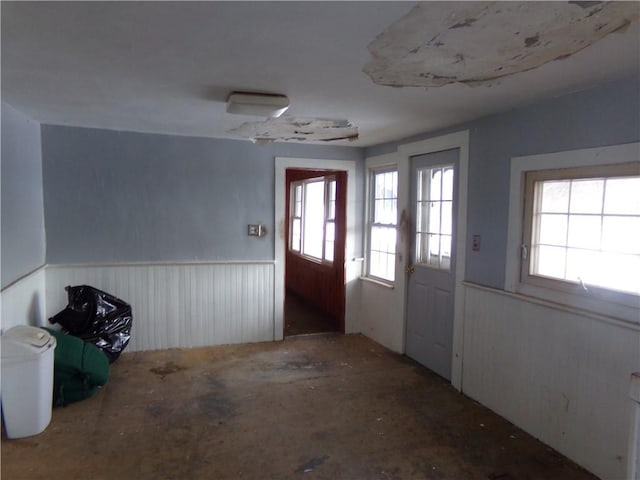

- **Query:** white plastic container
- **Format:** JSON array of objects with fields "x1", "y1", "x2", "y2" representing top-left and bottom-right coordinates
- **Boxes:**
[{"x1": 1, "y1": 325, "x2": 57, "y2": 439}]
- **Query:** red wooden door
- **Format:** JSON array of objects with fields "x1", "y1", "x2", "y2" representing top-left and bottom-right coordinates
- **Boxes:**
[{"x1": 285, "y1": 169, "x2": 347, "y2": 332}]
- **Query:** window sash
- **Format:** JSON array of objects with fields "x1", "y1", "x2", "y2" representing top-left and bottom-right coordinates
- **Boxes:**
[
  {"x1": 288, "y1": 176, "x2": 336, "y2": 264},
  {"x1": 290, "y1": 183, "x2": 303, "y2": 253},
  {"x1": 368, "y1": 168, "x2": 398, "y2": 282},
  {"x1": 522, "y1": 162, "x2": 640, "y2": 304}
]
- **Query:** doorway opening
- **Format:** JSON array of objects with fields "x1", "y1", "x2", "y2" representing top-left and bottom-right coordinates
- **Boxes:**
[{"x1": 283, "y1": 168, "x2": 346, "y2": 337}]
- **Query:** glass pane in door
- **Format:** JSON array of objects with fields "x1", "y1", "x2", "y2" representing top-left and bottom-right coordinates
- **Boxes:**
[{"x1": 415, "y1": 165, "x2": 454, "y2": 271}]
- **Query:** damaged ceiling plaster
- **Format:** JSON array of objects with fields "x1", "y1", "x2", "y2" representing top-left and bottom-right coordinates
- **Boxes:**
[
  {"x1": 364, "y1": 1, "x2": 639, "y2": 87},
  {"x1": 228, "y1": 117, "x2": 359, "y2": 144}
]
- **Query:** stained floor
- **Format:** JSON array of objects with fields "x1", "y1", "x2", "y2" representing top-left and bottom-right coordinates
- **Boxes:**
[
  {"x1": 284, "y1": 291, "x2": 338, "y2": 337},
  {"x1": 1, "y1": 334, "x2": 596, "y2": 480}
]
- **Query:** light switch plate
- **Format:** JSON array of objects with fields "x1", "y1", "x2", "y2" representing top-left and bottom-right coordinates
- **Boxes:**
[{"x1": 248, "y1": 224, "x2": 266, "y2": 237}]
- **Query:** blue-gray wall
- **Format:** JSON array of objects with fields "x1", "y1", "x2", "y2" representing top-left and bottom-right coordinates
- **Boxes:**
[
  {"x1": 41, "y1": 126, "x2": 363, "y2": 264},
  {"x1": 366, "y1": 75, "x2": 640, "y2": 289},
  {"x1": 1, "y1": 102, "x2": 45, "y2": 288},
  {"x1": 17, "y1": 75, "x2": 640, "y2": 285}
]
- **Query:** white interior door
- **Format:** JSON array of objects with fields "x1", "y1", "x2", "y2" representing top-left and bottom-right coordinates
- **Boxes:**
[{"x1": 405, "y1": 149, "x2": 459, "y2": 380}]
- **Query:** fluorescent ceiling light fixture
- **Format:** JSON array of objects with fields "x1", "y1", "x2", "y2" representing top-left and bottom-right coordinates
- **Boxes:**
[{"x1": 226, "y1": 92, "x2": 289, "y2": 117}]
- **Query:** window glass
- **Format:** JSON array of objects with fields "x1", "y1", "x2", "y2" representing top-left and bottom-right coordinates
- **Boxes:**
[
  {"x1": 368, "y1": 169, "x2": 398, "y2": 282},
  {"x1": 293, "y1": 185, "x2": 302, "y2": 217},
  {"x1": 289, "y1": 176, "x2": 337, "y2": 263},
  {"x1": 327, "y1": 180, "x2": 336, "y2": 221},
  {"x1": 302, "y1": 180, "x2": 326, "y2": 260},
  {"x1": 291, "y1": 218, "x2": 301, "y2": 252},
  {"x1": 290, "y1": 182, "x2": 303, "y2": 253},
  {"x1": 569, "y1": 179, "x2": 603, "y2": 214},
  {"x1": 527, "y1": 168, "x2": 640, "y2": 296},
  {"x1": 538, "y1": 214, "x2": 567, "y2": 246},
  {"x1": 324, "y1": 222, "x2": 335, "y2": 262},
  {"x1": 416, "y1": 165, "x2": 454, "y2": 271},
  {"x1": 540, "y1": 180, "x2": 570, "y2": 213},
  {"x1": 604, "y1": 177, "x2": 640, "y2": 215}
]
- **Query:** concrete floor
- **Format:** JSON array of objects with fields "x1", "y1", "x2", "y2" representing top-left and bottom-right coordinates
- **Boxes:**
[{"x1": 2, "y1": 334, "x2": 596, "y2": 480}]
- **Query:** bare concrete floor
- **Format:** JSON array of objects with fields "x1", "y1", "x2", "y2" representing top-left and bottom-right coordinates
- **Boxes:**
[{"x1": 2, "y1": 334, "x2": 595, "y2": 480}]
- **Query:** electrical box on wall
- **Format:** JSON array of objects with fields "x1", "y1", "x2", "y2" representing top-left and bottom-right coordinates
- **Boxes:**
[
  {"x1": 472, "y1": 234, "x2": 481, "y2": 251},
  {"x1": 248, "y1": 224, "x2": 267, "y2": 237}
]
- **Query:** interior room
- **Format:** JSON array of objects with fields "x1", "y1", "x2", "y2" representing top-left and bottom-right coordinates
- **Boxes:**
[{"x1": 1, "y1": 2, "x2": 639, "y2": 479}]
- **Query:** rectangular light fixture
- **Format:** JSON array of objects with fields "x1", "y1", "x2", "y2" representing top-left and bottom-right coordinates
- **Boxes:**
[{"x1": 226, "y1": 92, "x2": 289, "y2": 118}]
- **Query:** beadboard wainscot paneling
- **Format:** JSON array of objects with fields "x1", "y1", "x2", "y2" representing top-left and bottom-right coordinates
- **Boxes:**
[
  {"x1": 0, "y1": 267, "x2": 47, "y2": 332},
  {"x1": 462, "y1": 282, "x2": 640, "y2": 480},
  {"x1": 45, "y1": 262, "x2": 275, "y2": 352}
]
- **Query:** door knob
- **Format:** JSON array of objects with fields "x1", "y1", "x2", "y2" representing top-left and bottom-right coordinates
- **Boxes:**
[{"x1": 406, "y1": 264, "x2": 415, "y2": 275}]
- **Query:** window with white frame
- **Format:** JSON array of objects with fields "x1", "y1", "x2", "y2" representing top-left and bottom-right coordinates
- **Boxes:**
[
  {"x1": 368, "y1": 168, "x2": 398, "y2": 282},
  {"x1": 522, "y1": 162, "x2": 640, "y2": 301},
  {"x1": 289, "y1": 176, "x2": 336, "y2": 263}
]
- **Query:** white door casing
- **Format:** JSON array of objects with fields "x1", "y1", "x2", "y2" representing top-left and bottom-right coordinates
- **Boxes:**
[{"x1": 398, "y1": 131, "x2": 469, "y2": 390}]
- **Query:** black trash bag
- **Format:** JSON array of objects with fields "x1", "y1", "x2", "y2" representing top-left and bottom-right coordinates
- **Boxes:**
[{"x1": 49, "y1": 285, "x2": 133, "y2": 363}]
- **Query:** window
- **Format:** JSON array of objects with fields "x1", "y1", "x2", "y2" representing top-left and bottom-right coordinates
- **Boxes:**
[
  {"x1": 291, "y1": 183, "x2": 302, "y2": 252},
  {"x1": 325, "y1": 179, "x2": 336, "y2": 262},
  {"x1": 368, "y1": 168, "x2": 398, "y2": 282},
  {"x1": 523, "y1": 162, "x2": 640, "y2": 301},
  {"x1": 289, "y1": 176, "x2": 336, "y2": 263},
  {"x1": 416, "y1": 165, "x2": 454, "y2": 271}
]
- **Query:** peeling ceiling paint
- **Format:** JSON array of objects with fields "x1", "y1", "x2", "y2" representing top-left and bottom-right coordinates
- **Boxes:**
[
  {"x1": 364, "y1": 1, "x2": 639, "y2": 87},
  {"x1": 228, "y1": 117, "x2": 359, "y2": 144}
]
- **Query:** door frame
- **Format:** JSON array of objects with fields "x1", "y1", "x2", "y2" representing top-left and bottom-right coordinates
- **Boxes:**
[
  {"x1": 398, "y1": 131, "x2": 469, "y2": 390},
  {"x1": 274, "y1": 157, "x2": 358, "y2": 341},
  {"x1": 284, "y1": 169, "x2": 347, "y2": 333}
]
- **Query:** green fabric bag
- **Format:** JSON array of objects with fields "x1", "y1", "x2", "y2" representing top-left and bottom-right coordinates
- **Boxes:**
[{"x1": 43, "y1": 328, "x2": 109, "y2": 406}]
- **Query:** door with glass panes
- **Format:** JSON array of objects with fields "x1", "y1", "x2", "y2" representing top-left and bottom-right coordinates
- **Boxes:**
[{"x1": 405, "y1": 149, "x2": 459, "y2": 380}]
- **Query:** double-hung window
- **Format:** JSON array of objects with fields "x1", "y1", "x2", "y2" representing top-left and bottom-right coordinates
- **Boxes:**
[
  {"x1": 522, "y1": 161, "x2": 640, "y2": 305},
  {"x1": 368, "y1": 168, "x2": 398, "y2": 282},
  {"x1": 289, "y1": 176, "x2": 336, "y2": 263}
]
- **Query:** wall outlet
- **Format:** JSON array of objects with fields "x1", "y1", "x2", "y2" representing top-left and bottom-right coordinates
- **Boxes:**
[{"x1": 472, "y1": 234, "x2": 481, "y2": 251}]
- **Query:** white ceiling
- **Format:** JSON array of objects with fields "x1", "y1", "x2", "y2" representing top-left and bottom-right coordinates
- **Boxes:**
[{"x1": 2, "y1": 1, "x2": 639, "y2": 147}]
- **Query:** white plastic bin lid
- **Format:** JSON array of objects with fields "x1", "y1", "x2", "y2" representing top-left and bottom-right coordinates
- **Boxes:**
[{"x1": 1, "y1": 326, "x2": 56, "y2": 359}]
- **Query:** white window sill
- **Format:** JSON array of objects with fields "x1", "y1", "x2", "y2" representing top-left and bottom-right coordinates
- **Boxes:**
[{"x1": 360, "y1": 276, "x2": 395, "y2": 289}]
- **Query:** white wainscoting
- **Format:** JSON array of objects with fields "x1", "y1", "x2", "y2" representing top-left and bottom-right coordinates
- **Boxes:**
[
  {"x1": 46, "y1": 262, "x2": 275, "y2": 352},
  {"x1": 462, "y1": 283, "x2": 640, "y2": 480},
  {"x1": 0, "y1": 267, "x2": 47, "y2": 332},
  {"x1": 359, "y1": 279, "x2": 404, "y2": 353}
]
